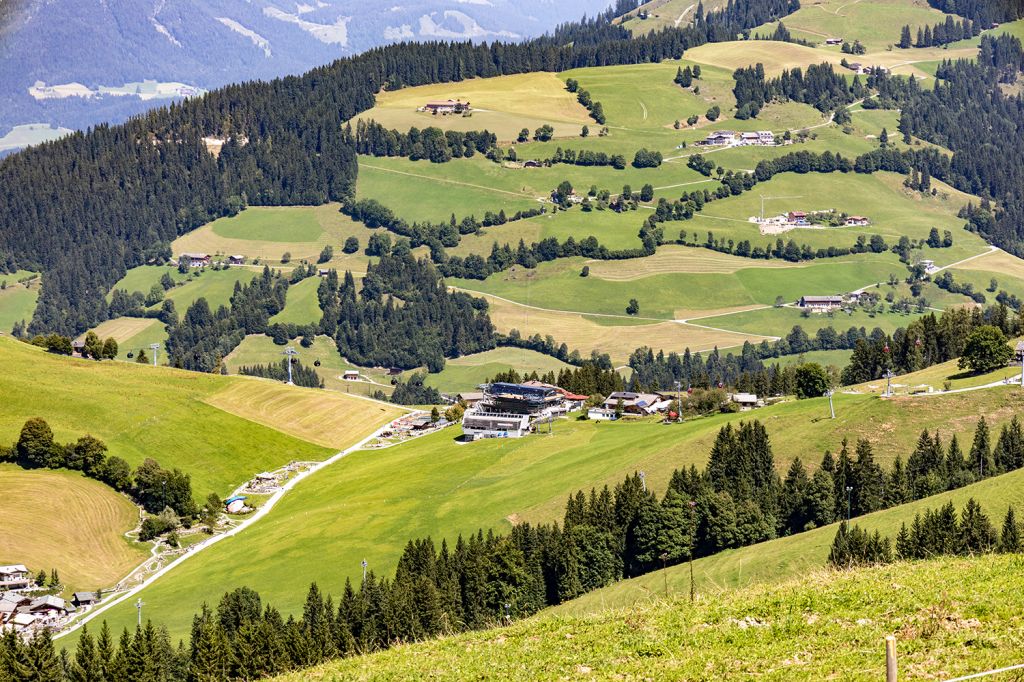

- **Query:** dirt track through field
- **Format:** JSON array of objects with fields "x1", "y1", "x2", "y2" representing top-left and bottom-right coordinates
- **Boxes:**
[{"x1": 360, "y1": 163, "x2": 533, "y2": 199}]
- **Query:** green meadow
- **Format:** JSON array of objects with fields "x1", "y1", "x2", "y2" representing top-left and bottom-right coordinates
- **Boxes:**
[
  {"x1": 270, "y1": 277, "x2": 323, "y2": 325},
  {"x1": 696, "y1": 305, "x2": 927, "y2": 339},
  {"x1": 211, "y1": 207, "x2": 323, "y2": 242},
  {"x1": 162, "y1": 268, "x2": 257, "y2": 312},
  {"x1": 0, "y1": 282, "x2": 39, "y2": 334}
]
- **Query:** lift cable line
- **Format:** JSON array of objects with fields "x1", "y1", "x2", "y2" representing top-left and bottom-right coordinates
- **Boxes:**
[{"x1": 283, "y1": 346, "x2": 298, "y2": 385}]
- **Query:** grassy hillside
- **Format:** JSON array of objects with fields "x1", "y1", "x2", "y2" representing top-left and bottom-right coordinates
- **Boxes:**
[
  {"x1": 557, "y1": 464, "x2": 1024, "y2": 618},
  {"x1": 0, "y1": 271, "x2": 40, "y2": 334},
  {"x1": 0, "y1": 336, "x2": 340, "y2": 496},
  {"x1": 70, "y1": 383, "x2": 1023, "y2": 642},
  {"x1": 0, "y1": 464, "x2": 146, "y2": 593},
  {"x1": 275, "y1": 554, "x2": 1024, "y2": 681}
]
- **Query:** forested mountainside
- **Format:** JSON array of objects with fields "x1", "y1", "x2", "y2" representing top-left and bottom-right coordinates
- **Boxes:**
[
  {"x1": 0, "y1": 0, "x2": 606, "y2": 134},
  {"x1": 0, "y1": 0, "x2": 799, "y2": 337}
]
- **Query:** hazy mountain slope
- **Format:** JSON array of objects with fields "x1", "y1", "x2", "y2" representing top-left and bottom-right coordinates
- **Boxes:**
[{"x1": 0, "y1": 0, "x2": 607, "y2": 136}]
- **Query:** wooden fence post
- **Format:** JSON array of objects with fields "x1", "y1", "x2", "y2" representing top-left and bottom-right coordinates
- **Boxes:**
[{"x1": 886, "y1": 635, "x2": 898, "y2": 682}]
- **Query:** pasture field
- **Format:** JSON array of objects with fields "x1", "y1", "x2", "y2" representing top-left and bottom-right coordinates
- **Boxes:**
[
  {"x1": 421, "y1": 348, "x2": 572, "y2": 393},
  {"x1": 558, "y1": 463, "x2": 1024, "y2": 618},
  {"x1": 172, "y1": 204, "x2": 385, "y2": 274},
  {"x1": 352, "y1": 72, "x2": 592, "y2": 142},
  {"x1": 0, "y1": 464, "x2": 146, "y2": 593},
  {"x1": 695, "y1": 305, "x2": 927, "y2": 338},
  {"x1": 83, "y1": 317, "x2": 160, "y2": 345},
  {"x1": 202, "y1": 378, "x2": 402, "y2": 450},
  {"x1": 478, "y1": 291, "x2": 774, "y2": 364},
  {"x1": 0, "y1": 336, "x2": 332, "y2": 496},
  {"x1": 990, "y1": 18, "x2": 1024, "y2": 42},
  {"x1": 223, "y1": 334, "x2": 394, "y2": 395},
  {"x1": 270, "y1": 277, "x2": 323, "y2": 325},
  {"x1": 357, "y1": 157, "x2": 541, "y2": 224},
  {"x1": 71, "y1": 384, "x2": 1024, "y2": 642},
  {"x1": 949, "y1": 249, "x2": 1024, "y2": 302},
  {"x1": 116, "y1": 319, "x2": 170, "y2": 363},
  {"x1": 279, "y1": 554, "x2": 1024, "y2": 682},
  {"x1": 620, "y1": 0, "x2": 705, "y2": 33},
  {"x1": 451, "y1": 254, "x2": 906, "y2": 320},
  {"x1": 162, "y1": 267, "x2": 257, "y2": 312},
  {"x1": 0, "y1": 281, "x2": 38, "y2": 334},
  {"x1": 583, "y1": 245, "x2": 793, "y2": 279},
  {"x1": 108, "y1": 265, "x2": 187, "y2": 299}
]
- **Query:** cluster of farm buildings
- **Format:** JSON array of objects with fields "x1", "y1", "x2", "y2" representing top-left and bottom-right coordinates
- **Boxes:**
[
  {"x1": 755, "y1": 210, "x2": 870, "y2": 234},
  {"x1": 0, "y1": 565, "x2": 96, "y2": 636},
  {"x1": 457, "y1": 381, "x2": 762, "y2": 440},
  {"x1": 417, "y1": 99, "x2": 471, "y2": 115},
  {"x1": 178, "y1": 253, "x2": 245, "y2": 268},
  {"x1": 700, "y1": 130, "x2": 776, "y2": 147}
]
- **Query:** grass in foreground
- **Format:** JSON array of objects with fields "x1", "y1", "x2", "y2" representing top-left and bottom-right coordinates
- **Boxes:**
[
  {"x1": 0, "y1": 336, "x2": 333, "y2": 496},
  {"x1": 0, "y1": 464, "x2": 146, "y2": 593},
  {"x1": 275, "y1": 553, "x2": 1024, "y2": 681}
]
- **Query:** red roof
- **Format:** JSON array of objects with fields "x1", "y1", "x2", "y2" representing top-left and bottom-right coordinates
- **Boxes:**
[{"x1": 563, "y1": 392, "x2": 589, "y2": 401}]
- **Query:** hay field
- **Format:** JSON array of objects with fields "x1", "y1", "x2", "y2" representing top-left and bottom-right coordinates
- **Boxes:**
[
  {"x1": 476, "y1": 291, "x2": 769, "y2": 363},
  {"x1": 203, "y1": 379, "x2": 402, "y2": 450},
  {"x1": 353, "y1": 73, "x2": 592, "y2": 142},
  {"x1": 83, "y1": 317, "x2": 160, "y2": 345},
  {"x1": 0, "y1": 465, "x2": 147, "y2": 592}
]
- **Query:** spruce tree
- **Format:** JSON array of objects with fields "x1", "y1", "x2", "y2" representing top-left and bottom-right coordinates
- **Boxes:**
[
  {"x1": 970, "y1": 417, "x2": 994, "y2": 479},
  {"x1": 999, "y1": 506, "x2": 1021, "y2": 553}
]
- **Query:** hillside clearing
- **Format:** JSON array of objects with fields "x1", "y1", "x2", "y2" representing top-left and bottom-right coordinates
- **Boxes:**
[
  {"x1": 0, "y1": 465, "x2": 147, "y2": 593},
  {"x1": 421, "y1": 347, "x2": 572, "y2": 393},
  {"x1": 171, "y1": 204, "x2": 385, "y2": 274}
]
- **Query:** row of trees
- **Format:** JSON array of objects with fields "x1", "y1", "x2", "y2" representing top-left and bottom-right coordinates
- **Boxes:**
[
  {"x1": 840, "y1": 304, "x2": 1021, "y2": 384},
  {"x1": 829, "y1": 499, "x2": 1022, "y2": 568},
  {"x1": 898, "y1": 16, "x2": 978, "y2": 49},
  {"x1": 238, "y1": 359, "x2": 324, "y2": 389},
  {"x1": 0, "y1": 418, "x2": 198, "y2": 518},
  {"x1": 350, "y1": 122, "x2": 497, "y2": 164}
]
